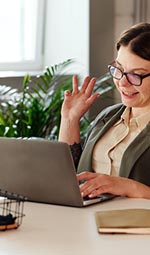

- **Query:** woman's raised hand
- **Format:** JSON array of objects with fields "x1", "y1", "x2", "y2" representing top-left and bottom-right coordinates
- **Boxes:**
[
  {"x1": 61, "y1": 75, "x2": 100, "y2": 122},
  {"x1": 59, "y1": 75, "x2": 100, "y2": 144}
]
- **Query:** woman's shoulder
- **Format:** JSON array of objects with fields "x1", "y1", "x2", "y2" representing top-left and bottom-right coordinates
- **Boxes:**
[
  {"x1": 87, "y1": 103, "x2": 125, "y2": 135},
  {"x1": 95, "y1": 103, "x2": 125, "y2": 122}
]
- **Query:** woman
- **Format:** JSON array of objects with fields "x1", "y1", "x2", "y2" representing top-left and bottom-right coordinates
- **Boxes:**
[{"x1": 59, "y1": 22, "x2": 150, "y2": 199}]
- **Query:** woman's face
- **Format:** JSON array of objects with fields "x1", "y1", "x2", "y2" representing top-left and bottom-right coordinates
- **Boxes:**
[{"x1": 114, "y1": 46, "x2": 150, "y2": 116}]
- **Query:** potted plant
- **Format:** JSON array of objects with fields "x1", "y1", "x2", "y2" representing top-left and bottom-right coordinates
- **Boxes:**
[{"x1": 0, "y1": 59, "x2": 115, "y2": 139}]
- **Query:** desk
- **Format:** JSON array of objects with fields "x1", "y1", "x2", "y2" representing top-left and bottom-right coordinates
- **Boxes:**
[{"x1": 0, "y1": 197, "x2": 150, "y2": 255}]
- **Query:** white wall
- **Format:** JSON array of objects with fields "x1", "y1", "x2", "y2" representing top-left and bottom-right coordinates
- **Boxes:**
[
  {"x1": 44, "y1": 0, "x2": 89, "y2": 74},
  {"x1": 43, "y1": 0, "x2": 150, "y2": 77}
]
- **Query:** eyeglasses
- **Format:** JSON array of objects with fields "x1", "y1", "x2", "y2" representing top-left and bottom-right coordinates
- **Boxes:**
[{"x1": 108, "y1": 63, "x2": 150, "y2": 86}]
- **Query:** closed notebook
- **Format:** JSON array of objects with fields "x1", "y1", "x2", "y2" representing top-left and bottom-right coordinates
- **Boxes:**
[{"x1": 95, "y1": 209, "x2": 150, "y2": 234}]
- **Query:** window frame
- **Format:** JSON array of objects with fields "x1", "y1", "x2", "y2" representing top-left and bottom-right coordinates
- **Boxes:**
[{"x1": 0, "y1": 0, "x2": 46, "y2": 72}]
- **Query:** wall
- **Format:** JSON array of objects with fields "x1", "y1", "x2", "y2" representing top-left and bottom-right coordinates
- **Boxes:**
[
  {"x1": 44, "y1": 0, "x2": 115, "y2": 78},
  {"x1": 89, "y1": 0, "x2": 115, "y2": 77},
  {"x1": 44, "y1": 0, "x2": 90, "y2": 74},
  {"x1": 44, "y1": 0, "x2": 150, "y2": 78},
  {"x1": 87, "y1": 0, "x2": 115, "y2": 118}
]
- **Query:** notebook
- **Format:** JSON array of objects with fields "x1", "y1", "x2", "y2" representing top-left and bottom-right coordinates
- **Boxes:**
[
  {"x1": 0, "y1": 137, "x2": 115, "y2": 207},
  {"x1": 95, "y1": 209, "x2": 150, "y2": 234}
]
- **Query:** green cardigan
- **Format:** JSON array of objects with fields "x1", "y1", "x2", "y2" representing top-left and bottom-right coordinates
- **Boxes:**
[{"x1": 77, "y1": 104, "x2": 150, "y2": 186}]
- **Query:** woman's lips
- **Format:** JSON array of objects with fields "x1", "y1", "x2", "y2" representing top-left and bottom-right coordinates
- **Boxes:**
[{"x1": 122, "y1": 91, "x2": 139, "y2": 97}]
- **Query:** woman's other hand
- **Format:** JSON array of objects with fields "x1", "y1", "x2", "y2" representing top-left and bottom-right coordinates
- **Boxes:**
[{"x1": 77, "y1": 172, "x2": 150, "y2": 199}]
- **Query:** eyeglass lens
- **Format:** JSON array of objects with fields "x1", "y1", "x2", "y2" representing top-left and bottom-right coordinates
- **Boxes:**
[{"x1": 109, "y1": 65, "x2": 141, "y2": 86}]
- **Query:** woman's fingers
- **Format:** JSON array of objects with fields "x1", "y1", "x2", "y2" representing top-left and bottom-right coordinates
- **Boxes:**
[
  {"x1": 62, "y1": 75, "x2": 100, "y2": 120},
  {"x1": 64, "y1": 90, "x2": 71, "y2": 97},
  {"x1": 80, "y1": 76, "x2": 91, "y2": 92},
  {"x1": 72, "y1": 75, "x2": 97, "y2": 97},
  {"x1": 86, "y1": 93, "x2": 100, "y2": 106},
  {"x1": 77, "y1": 171, "x2": 96, "y2": 181},
  {"x1": 80, "y1": 77, "x2": 97, "y2": 96},
  {"x1": 72, "y1": 75, "x2": 79, "y2": 94},
  {"x1": 84, "y1": 77, "x2": 97, "y2": 96},
  {"x1": 77, "y1": 172, "x2": 100, "y2": 197},
  {"x1": 77, "y1": 173, "x2": 120, "y2": 198}
]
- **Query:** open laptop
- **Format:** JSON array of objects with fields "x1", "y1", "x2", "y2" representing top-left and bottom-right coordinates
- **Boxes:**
[{"x1": 0, "y1": 137, "x2": 115, "y2": 207}]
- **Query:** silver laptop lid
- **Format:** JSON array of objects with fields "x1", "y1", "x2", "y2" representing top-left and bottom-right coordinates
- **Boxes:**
[{"x1": 0, "y1": 137, "x2": 84, "y2": 207}]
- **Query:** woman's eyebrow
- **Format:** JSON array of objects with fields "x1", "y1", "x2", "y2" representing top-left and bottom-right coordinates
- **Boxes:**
[{"x1": 115, "y1": 60, "x2": 149, "y2": 72}]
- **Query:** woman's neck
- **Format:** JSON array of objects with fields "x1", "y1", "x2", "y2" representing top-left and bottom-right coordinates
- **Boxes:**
[{"x1": 131, "y1": 106, "x2": 150, "y2": 118}]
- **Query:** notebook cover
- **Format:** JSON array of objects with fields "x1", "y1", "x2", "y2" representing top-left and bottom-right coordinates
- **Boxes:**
[{"x1": 95, "y1": 209, "x2": 150, "y2": 234}]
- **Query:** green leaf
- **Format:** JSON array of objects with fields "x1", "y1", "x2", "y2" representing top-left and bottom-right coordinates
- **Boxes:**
[
  {"x1": 0, "y1": 59, "x2": 114, "y2": 139},
  {"x1": 23, "y1": 75, "x2": 31, "y2": 89}
]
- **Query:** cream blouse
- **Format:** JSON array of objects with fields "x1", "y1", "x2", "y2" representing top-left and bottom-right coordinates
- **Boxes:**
[{"x1": 92, "y1": 107, "x2": 150, "y2": 176}]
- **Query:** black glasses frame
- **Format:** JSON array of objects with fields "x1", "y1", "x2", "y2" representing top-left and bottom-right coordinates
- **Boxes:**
[{"x1": 108, "y1": 64, "x2": 150, "y2": 86}]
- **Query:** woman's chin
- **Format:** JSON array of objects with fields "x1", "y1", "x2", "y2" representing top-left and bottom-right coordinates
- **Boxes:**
[{"x1": 121, "y1": 95, "x2": 138, "y2": 107}]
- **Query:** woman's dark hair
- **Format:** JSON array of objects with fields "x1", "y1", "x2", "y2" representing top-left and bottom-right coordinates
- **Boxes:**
[{"x1": 116, "y1": 22, "x2": 150, "y2": 60}]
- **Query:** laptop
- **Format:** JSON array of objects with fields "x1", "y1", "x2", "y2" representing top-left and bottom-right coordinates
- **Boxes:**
[{"x1": 0, "y1": 137, "x2": 115, "y2": 207}]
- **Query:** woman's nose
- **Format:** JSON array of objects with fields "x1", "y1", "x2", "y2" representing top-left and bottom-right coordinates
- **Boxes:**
[{"x1": 119, "y1": 75, "x2": 131, "y2": 87}]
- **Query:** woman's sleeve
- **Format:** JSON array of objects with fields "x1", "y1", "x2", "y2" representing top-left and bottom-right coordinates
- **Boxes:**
[{"x1": 70, "y1": 143, "x2": 82, "y2": 170}]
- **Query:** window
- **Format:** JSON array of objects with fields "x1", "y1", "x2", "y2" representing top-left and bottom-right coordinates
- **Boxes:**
[{"x1": 0, "y1": 0, "x2": 45, "y2": 71}]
